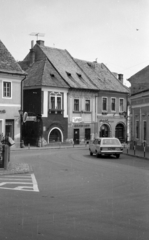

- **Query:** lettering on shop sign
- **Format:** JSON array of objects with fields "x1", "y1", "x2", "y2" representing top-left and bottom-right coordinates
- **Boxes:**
[
  {"x1": 99, "y1": 119, "x2": 114, "y2": 123},
  {"x1": 0, "y1": 110, "x2": 6, "y2": 114},
  {"x1": 74, "y1": 124, "x2": 90, "y2": 128},
  {"x1": 26, "y1": 116, "x2": 37, "y2": 121}
]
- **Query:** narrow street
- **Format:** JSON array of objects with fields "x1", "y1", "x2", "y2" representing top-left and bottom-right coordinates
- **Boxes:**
[{"x1": 1, "y1": 148, "x2": 149, "y2": 240}]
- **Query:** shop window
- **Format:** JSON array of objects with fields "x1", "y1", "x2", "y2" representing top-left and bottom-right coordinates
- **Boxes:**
[
  {"x1": 3, "y1": 81, "x2": 12, "y2": 98},
  {"x1": 85, "y1": 100, "x2": 90, "y2": 112},
  {"x1": 111, "y1": 98, "x2": 116, "y2": 111},
  {"x1": 5, "y1": 120, "x2": 14, "y2": 138},
  {"x1": 74, "y1": 99, "x2": 79, "y2": 111},
  {"x1": 136, "y1": 120, "x2": 139, "y2": 139},
  {"x1": 102, "y1": 97, "x2": 107, "y2": 111},
  {"x1": 119, "y1": 98, "x2": 124, "y2": 112}
]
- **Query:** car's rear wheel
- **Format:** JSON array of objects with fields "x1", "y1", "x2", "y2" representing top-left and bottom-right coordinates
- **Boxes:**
[{"x1": 115, "y1": 154, "x2": 120, "y2": 159}]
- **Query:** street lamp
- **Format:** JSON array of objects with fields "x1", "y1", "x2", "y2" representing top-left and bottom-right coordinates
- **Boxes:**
[{"x1": 18, "y1": 109, "x2": 24, "y2": 148}]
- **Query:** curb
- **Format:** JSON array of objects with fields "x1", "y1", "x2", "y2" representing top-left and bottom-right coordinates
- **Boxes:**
[
  {"x1": 123, "y1": 152, "x2": 149, "y2": 161},
  {"x1": 10, "y1": 145, "x2": 88, "y2": 151}
]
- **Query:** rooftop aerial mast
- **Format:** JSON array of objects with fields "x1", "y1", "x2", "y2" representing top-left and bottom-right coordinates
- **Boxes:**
[{"x1": 29, "y1": 32, "x2": 45, "y2": 40}]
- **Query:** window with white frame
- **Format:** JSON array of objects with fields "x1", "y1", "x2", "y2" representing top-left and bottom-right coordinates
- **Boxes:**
[
  {"x1": 74, "y1": 99, "x2": 79, "y2": 111},
  {"x1": 119, "y1": 98, "x2": 124, "y2": 112},
  {"x1": 3, "y1": 81, "x2": 11, "y2": 98},
  {"x1": 111, "y1": 98, "x2": 116, "y2": 111},
  {"x1": 143, "y1": 121, "x2": 147, "y2": 141},
  {"x1": 85, "y1": 100, "x2": 90, "y2": 111},
  {"x1": 136, "y1": 120, "x2": 139, "y2": 139},
  {"x1": 49, "y1": 92, "x2": 62, "y2": 110},
  {"x1": 102, "y1": 97, "x2": 107, "y2": 111}
]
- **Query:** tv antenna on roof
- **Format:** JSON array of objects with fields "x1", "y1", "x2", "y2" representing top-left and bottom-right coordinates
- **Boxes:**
[{"x1": 29, "y1": 32, "x2": 45, "y2": 40}]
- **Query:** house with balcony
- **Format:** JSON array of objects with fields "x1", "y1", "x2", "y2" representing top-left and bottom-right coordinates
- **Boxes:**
[
  {"x1": 19, "y1": 40, "x2": 129, "y2": 146},
  {"x1": 19, "y1": 40, "x2": 98, "y2": 145},
  {"x1": 0, "y1": 39, "x2": 26, "y2": 146}
]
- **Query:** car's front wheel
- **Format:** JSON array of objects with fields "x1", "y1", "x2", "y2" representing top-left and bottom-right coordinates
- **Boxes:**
[{"x1": 115, "y1": 154, "x2": 120, "y2": 159}]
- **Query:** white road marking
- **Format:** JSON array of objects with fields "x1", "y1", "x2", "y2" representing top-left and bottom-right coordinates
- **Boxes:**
[{"x1": 0, "y1": 173, "x2": 39, "y2": 192}]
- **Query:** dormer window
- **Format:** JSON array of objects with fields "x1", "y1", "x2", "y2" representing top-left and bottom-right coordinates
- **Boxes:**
[
  {"x1": 66, "y1": 72, "x2": 71, "y2": 77},
  {"x1": 77, "y1": 73, "x2": 82, "y2": 78},
  {"x1": 50, "y1": 73, "x2": 55, "y2": 77}
]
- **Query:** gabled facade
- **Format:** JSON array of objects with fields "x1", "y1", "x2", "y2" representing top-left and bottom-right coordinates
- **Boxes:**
[
  {"x1": 0, "y1": 40, "x2": 26, "y2": 146},
  {"x1": 19, "y1": 40, "x2": 129, "y2": 146}
]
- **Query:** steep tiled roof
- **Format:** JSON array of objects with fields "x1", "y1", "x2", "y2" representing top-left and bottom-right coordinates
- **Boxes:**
[
  {"x1": 0, "y1": 40, "x2": 25, "y2": 75},
  {"x1": 128, "y1": 65, "x2": 149, "y2": 83},
  {"x1": 38, "y1": 45, "x2": 97, "y2": 90},
  {"x1": 75, "y1": 59, "x2": 129, "y2": 93},
  {"x1": 24, "y1": 59, "x2": 69, "y2": 88}
]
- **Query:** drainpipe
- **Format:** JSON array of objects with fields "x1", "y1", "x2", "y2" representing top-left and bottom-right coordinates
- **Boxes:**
[{"x1": 20, "y1": 75, "x2": 27, "y2": 148}]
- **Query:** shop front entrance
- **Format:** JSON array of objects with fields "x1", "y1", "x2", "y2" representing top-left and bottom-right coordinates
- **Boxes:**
[
  {"x1": 100, "y1": 124, "x2": 110, "y2": 137},
  {"x1": 115, "y1": 123, "x2": 125, "y2": 143},
  {"x1": 49, "y1": 128, "x2": 62, "y2": 142},
  {"x1": 74, "y1": 129, "x2": 79, "y2": 144}
]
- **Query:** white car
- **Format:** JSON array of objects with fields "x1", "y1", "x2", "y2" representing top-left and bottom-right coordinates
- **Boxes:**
[{"x1": 89, "y1": 137, "x2": 123, "y2": 158}]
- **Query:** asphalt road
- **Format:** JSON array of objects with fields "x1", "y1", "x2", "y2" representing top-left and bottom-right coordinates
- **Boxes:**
[{"x1": 1, "y1": 148, "x2": 149, "y2": 240}]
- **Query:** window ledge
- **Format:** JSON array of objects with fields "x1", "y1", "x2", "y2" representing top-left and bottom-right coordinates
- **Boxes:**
[{"x1": 73, "y1": 111, "x2": 91, "y2": 114}]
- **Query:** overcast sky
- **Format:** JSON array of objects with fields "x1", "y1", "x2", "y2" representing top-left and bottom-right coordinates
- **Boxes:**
[{"x1": 1, "y1": 0, "x2": 149, "y2": 87}]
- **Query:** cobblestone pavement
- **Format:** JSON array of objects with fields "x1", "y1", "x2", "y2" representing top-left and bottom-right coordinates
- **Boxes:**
[{"x1": 0, "y1": 163, "x2": 33, "y2": 175}]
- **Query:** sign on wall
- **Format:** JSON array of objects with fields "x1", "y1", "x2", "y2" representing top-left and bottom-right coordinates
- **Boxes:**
[{"x1": 72, "y1": 117, "x2": 83, "y2": 123}]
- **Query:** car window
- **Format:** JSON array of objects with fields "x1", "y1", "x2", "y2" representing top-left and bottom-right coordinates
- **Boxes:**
[{"x1": 102, "y1": 139, "x2": 120, "y2": 145}]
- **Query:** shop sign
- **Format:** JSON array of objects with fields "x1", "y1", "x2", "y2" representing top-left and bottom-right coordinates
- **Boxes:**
[
  {"x1": 99, "y1": 119, "x2": 114, "y2": 123},
  {"x1": 0, "y1": 110, "x2": 6, "y2": 114},
  {"x1": 72, "y1": 117, "x2": 83, "y2": 123},
  {"x1": 74, "y1": 124, "x2": 90, "y2": 128},
  {"x1": 26, "y1": 116, "x2": 37, "y2": 121}
]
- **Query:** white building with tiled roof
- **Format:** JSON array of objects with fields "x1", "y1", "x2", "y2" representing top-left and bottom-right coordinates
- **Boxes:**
[
  {"x1": 19, "y1": 40, "x2": 129, "y2": 146},
  {"x1": 0, "y1": 39, "x2": 26, "y2": 146}
]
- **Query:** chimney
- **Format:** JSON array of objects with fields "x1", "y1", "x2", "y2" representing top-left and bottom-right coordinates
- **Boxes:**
[
  {"x1": 36, "y1": 40, "x2": 44, "y2": 46},
  {"x1": 118, "y1": 74, "x2": 123, "y2": 84},
  {"x1": 30, "y1": 48, "x2": 35, "y2": 65}
]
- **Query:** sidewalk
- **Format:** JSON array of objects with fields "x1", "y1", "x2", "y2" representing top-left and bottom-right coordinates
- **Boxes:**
[{"x1": 123, "y1": 146, "x2": 149, "y2": 160}]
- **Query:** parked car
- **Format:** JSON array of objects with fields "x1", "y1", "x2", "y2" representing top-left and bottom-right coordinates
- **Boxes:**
[{"x1": 89, "y1": 137, "x2": 123, "y2": 158}]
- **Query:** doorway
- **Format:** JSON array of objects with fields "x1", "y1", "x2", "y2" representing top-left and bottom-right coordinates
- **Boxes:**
[
  {"x1": 85, "y1": 128, "x2": 91, "y2": 143},
  {"x1": 74, "y1": 129, "x2": 80, "y2": 144},
  {"x1": 100, "y1": 124, "x2": 110, "y2": 137},
  {"x1": 5, "y1": 120, "x2": 14, "y2": 138},
  {"x1": 115, "y1": 123, "x2": 125, "y2": 142},
  {"x1": 49, "y1": 128, "x2": 61, "y2": 142}
]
